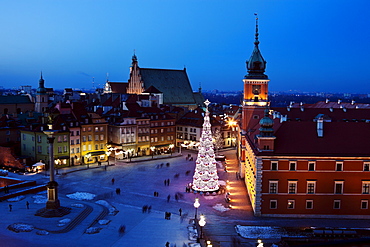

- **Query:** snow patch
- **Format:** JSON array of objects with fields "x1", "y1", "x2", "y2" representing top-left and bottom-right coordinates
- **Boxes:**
[
  {"x1": 7, "y1": 195, "x2": 25, "y2": 202},
  {"x1": 66, "y1": 192, "x2": 96, "y2": 200},
  {"x1": 36, "y1": 230, "x2": 49, "y2": 235},
  {"x1": 85, "y1": 227, "x2": 102, "y2": 234},
  {"x1": 235, "y1": 225, "x2": 288, "y2": 239},
  {"x1": 8, "y1": 223, "x2": 34, "y2": 233},
  {"x1": 32, "y1": 195, "x2": 47, "y2": 204},
  {"x1": 71, "y1": 203, "x2": 85, "y2": 208},
  {"x1": 213, "y1": 203, "x2": 230, "y2": 212},
  {"x1": 95, "y1": 200, "x2": 118, "y2": 215},
  {"x1": 98, "y1": 219, "x2": 111, "y2": 225}
]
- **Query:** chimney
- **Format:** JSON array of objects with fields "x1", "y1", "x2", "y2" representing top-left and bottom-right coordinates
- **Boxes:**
[{"x1": 317, "y1": 117, "x2": 324, "y2": 137}]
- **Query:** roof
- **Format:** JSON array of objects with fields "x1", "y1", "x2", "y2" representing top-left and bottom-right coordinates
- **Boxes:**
[
  {"x1": 271, "y1": 121, "x2": 370, "y2": 157},
  {"x1": 109, "y1": 82, "x2": 128, "y2": 94},
  {"x1": 177, "y1": 108, "x2": 221, "y2": 128},
  {"x1": 140, "y1": 68, "x2": 196, "y2": 105},
  {"x1": 0, "y1": 95, "x2": 33, "y2": 104}
]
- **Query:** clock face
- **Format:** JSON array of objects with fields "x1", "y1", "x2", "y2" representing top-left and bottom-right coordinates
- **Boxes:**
[{"x1": 252, "y1": 85, "x2": 261, "y2": 95}]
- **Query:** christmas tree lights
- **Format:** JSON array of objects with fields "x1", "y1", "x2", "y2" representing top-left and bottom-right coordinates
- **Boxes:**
[{"x1": 192, "y1": 99, "x2": 219, "y2": 192}]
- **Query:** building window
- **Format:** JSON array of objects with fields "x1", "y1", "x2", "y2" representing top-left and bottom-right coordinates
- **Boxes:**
[
  {"x1": 76, "y1": 139, "x2": 80, "y2": 144},
  {"x1": 83, "y1": 145, "x2": 86, "y2": 151},
  {"x1": 71, "y1": 140, "x2": 74, "y2": 145},
  {"x1": 334, "y1": 181, "x2": 344, "y2": 194},
  {"x1": 307, "y1": 181, "x2": 316, "y2": 194},
  {"x1": 271, "y1": 162, "x2": 278, "y2": 171},
  {"x1": 364, "y1": 163, "x2": 370, "y2": 171},
  {"x1": 333, "y1": 200, "x2": 341, "y2": 209},
  {"x1": 269, "y1": 181, "x2": 278, "y2": 194},
  {"x1": 289, "y1": 162, "x2": 296, "y2": 171},
  {"x1": 336, "y1": 162, "x2": 343, "y2": 171},
  {"x1": 95, "y1": 127, "x2": 99, "y2": 132},
  {"x1": 361, "y1": 200, "x2": 368, "y2": 209},
  {"x1": 58, "y1": 146, "x2": 62, "y2": 153},
  {"x1": 287, "y1": 200, "x2": 295, "y2": 209},
  {"x1": 37, "y1": 146, "x2": 42, "y2": 153},
  {"x1": 100, "y1": 144, "x2": 104, "y2": 149},
  {"x1": 63, "y1": 146, "x2": 67, "y2": 152},
  {"x1": 88, "y1": 135, "x2": 92, "y2": 141},
  {"x1": 308, "y1": 162, "x2": 315, "y2": 171},
  {"x1": 95, "y1": 135, "x2": 99, "y2": 141},
  {"x1": 88, "y1": 145, "x2": 92, "y2": 151},
  {"x1": 288, "y1": 181, "x2": 297, "y2": 194},
  {"x1": 76, "y1": 147, "x2": 80, "y2": 153},
  {"x1": 362, "y1": 181, "x2": 370, "y2": 194},
  {"x1": 71, "y1": 148, "x2": 74, "y2": 154},
  {"x1": 270, "y1": 200, "x2": 277, "y2": 209},
  {"x1": 37, "y1": 135, "x2": 42, "y2": 143},
  {"x1": 95, "y1": 144, "x2": 98, "y2": 150},
  {"x1": 82, "y1": 136, "x2": 86, "y2": 142},
  {"x1": 306, "y1": 200, "x2": 313, "y2": 209},
  {"x1": 63, "y1": 135, "x2": 67, "y2": 141}
]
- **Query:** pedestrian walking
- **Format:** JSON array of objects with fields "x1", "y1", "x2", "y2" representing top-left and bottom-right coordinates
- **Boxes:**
[
  {"x1": 178, "y1": 208, "x2": 182, "y2": 216},
  {"x1": 167, "y1": 194, "x2": 171, "y2": 202},
  {"x1": 175, "y1": 194, "x2": 178, "y2": 202},
  {"x1": 118, "y1": 225, "x2": 126, "y2": 236},
  {"x1": 164, "y1": 179, "x2": 167, "y2": 186},
  {"x1": 111, "y1": 178, "x2": 115, "y2": 185},
  {"x1": 167, "y1": 179, "x2": 170, "y2": 186},
  {"x1": 26, "y1": 201, "x2": 30, "y2": 209},
  {"x1": 165, "y1": 241, "x2": 170, "y2": 247},
  {"x1": 8, "y1": 204, "x2": 12, "y2": 212},
  {"x1": 116, "y1": 188, "x2": 121, "y2": 195},
  {"x1": 148, "y1": 205, "x2": 151, "y2": 213}
]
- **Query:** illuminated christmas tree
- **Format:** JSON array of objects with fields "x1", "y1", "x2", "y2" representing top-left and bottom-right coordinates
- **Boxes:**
[{"x1": 192, "y1": 99, "x2": 219, "y2": 192}]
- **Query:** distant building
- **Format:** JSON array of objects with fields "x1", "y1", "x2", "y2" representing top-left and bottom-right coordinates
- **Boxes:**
[
  {"x1": 102, "y1": 54, "x2": 205, "y2": 110},
  {"x1": 239, "y1": 16, "x2": 370, "y2": 218}
]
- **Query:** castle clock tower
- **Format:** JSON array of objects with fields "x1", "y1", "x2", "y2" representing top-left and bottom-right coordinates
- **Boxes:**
[{"x1": 242, "y1": 14, "x2": 270, "y2": 132}]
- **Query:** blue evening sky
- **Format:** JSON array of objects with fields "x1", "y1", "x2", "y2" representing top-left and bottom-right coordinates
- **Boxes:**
[{"x1": 0, "y1": 0, "x2": 369, "y2": 93}]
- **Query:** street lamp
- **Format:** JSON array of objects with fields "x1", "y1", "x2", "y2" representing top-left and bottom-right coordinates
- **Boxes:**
[
  {"x1": 150, "y1": 146, "x2": 155, "y2": 159},
  {"x1": 194, "y1": 198, "x2": 200, "y2": 220},
  {"x1": 105, "y1": 150, "x2": 111, "y2": 166},
  {"x1": 169, "y1": 144, "x2": 174, "y2": 156},
  {"x1": 198, "y1": 214, "x2": 206, "y2": 239}
]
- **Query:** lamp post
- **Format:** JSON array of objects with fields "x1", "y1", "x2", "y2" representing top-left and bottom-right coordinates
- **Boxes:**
[
  {"x1": 198, "y1": 214, "x2": 206, "y2": 239},
  {"x1": 193, "y1": 198, "x2": 200, "y2": 220},
  {"x1": 105, "y1": 151, "x2": 111, "y2": 166},
  {"x1": 169, "y1": 144, "x2": 174, "y2": 156},
  {"x1": 150, "y1": 146, "x2": 155, "y2": 159}
]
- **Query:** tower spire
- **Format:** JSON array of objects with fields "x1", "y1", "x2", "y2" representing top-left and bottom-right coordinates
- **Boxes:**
[{"x1": 254, "y1": 13, "x2": 259, "y2": 46}]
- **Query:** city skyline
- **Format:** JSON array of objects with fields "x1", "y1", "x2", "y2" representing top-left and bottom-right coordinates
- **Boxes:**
[{"x1": 1, "y1": 0, "x2": 370, "y2": 93}]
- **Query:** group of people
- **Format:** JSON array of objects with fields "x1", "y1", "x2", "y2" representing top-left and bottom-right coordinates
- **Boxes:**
[
  {"x1": 164, "y1": 211, "x2": 172, "y2": 220},
  {"x1": 142, "y1": 205, "x2": 151, "y2": 213},
  {"x1": 164, "y1": 179, "x2": 171, "y2": 186}
]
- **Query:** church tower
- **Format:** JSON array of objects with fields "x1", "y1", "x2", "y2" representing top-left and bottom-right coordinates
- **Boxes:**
[
  {"x1": 35, "y1": 72, "x2": 49, "y2": 113},
  {"x1": 126, "y1": 53, "x2": 145, "y2": 94},
  {"x1": 242, "y1": 14, "x2": 270, "y2": 132}
]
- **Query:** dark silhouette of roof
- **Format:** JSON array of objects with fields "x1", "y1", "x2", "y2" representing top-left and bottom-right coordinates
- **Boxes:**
[{"x1": 140, "y1": 68, "x2": 196, "y2": 105}]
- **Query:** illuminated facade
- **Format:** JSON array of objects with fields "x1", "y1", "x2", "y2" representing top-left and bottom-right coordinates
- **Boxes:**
[{"x1": 240, "y1": 16, "x2": 370, "y2": 218}]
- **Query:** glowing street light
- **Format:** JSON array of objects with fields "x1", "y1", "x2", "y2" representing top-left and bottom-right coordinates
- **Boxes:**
[
  {"x1": 169, "y1": 144, "x2": 174, "y2": 155},
  {"x1": 150, "y1": 146, "x2": 155, "y2": 159},
  {"x1": 198, "y1": 214, "x2": 206, "y2": 239},
  {"x1": 194, "y1": 198, "x2": 200, "y2": 220}
]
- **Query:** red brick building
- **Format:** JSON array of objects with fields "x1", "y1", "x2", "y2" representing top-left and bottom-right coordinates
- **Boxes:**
[{"x1": 239, "y1": 17, "x2": 370, "y2": 218}]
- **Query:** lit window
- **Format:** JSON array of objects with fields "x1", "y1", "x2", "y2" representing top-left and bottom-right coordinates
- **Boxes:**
[
  {"x1": 270, "y1": 200, "x2": 277, "y2": 209},
  {"x1": 287, "y1": 200, "x2": 295, "y2": 209},
  {"x1": 334, "y1": 181, "x2": 344, "y2": 194},
  {"x1": 336, "y1": 162, "x2": 343, "y2": 171},
  {"x1": 307, "y1": 181, "x2": 316, "y2": 194},
  {"x1": 362, "y1": 181, "x2": 370, "y2": 194},
  {"x1": 361, "y1": 200, "x2": 368, "y2": 209},
  {"x1": 269, "y1": 181, "x2": 278, "y2": 194},
  {"x1": 333, "y1": 200, "x2": 341, "y2": 209},
  {"x1": 306, "y1": 200, "x2": 313, "y2": 209},
  {"x1": 271, "y1": 162, "x2": 278, "y2": 171},
  {"x1": 288, "y1": 181, "x2": 297, "y2": 194}
]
